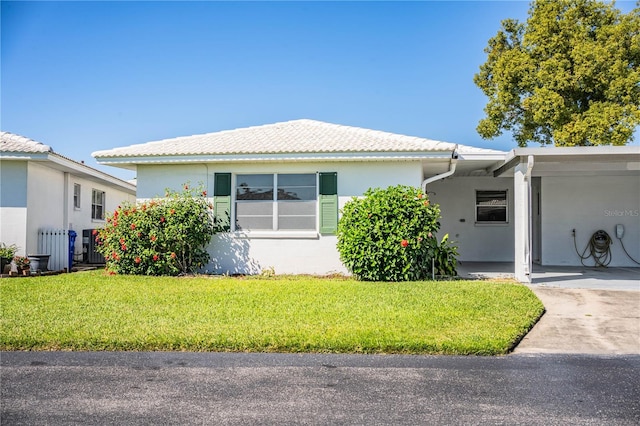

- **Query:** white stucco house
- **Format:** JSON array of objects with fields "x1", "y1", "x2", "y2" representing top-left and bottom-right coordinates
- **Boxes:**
[
  {"x1": 0, "y1": 132, "x2": 137, "y2": 270},
  {"x1": 92, "y1": 119, "x2": 640, "y2": 283}
]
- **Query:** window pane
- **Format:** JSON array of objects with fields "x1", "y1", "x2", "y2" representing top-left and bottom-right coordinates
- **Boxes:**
[
  {"x1": 236, "y1": 174, "x2": 273, "y2": 200},
  {"x1": 74, "y1": 184, "x2": 81, "y2": 208},
  {"x1": 279, "y1": 216, "x2": 316, "y2": 230},
  {"x1": 278, "y1": 200, "x2": 316, "y2": 215},
  {"x1": 278, "y1": 174, "x2": 316, "y2": 187},
  {"x1": 278, "y1": 174, "x2": 316, "y2": 200},
  {"x1": 477, "y1": 191, "x2": 507, "y2": 206},
  {"x1": 236, "y1": 201, "x2": 273, "y2": 230},
  {"x1": 477, "y1": 206, "x2": 507, "y2": 222},
  {"x1": 236, "y1": 202, "x2": 273, "y2": 216},
  {"x1": 278, "y1": 201, "x2": 316, "y2": 230}
]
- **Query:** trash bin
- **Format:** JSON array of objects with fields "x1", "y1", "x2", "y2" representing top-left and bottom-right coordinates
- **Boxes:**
[{"x1": 68, "y1": 230, "x2": 77, "y2": 271}]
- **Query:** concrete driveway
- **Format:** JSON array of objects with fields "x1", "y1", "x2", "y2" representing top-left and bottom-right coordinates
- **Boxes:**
[
  {"x1": 514, "y1": 286, "x2": 640, "y2": 354},
  {"x1": 458, "y1": 262, "x2": 640, "y2": 354}
]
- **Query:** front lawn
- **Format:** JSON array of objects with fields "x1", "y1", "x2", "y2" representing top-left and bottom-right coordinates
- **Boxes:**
[{"x1": 0, "y1": 271, "x2": 543, "y2": 355}]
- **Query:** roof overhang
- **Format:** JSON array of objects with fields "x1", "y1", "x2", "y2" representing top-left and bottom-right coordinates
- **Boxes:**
[
  {"x1": 494, "y1": 146, "x2": 640, "y2": 177},
  {"x1": 94, "y1": 151, "x2": 457, "y2": 170},
  {"x1": 1, "y1": 151, "x2": 136, "y2": 193}
]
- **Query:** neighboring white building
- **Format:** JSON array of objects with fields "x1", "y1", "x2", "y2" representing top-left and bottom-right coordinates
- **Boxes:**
[
  {"x1": 1, "y1": 132, "x2": 136, "y2": 269},
  {"x1": 92, "y1": 119, "x2": 640, "y2": 282}
]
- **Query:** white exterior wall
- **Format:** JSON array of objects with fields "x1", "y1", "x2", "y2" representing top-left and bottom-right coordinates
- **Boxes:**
[
  {"x1": 427, "y1": 176, "x2": 515, "y2": 262},
  {"x1": 1, "y1": 160, "x2": 135, "y2": 260},
  {"x1": 541, "y1": 175, "x2": 640, "y2": 267},
  {"x1": 0, "y1": 160, "x2": 28, "y2": 255},
  {"x1": 137, "y1": 161, "x2": 424, "y2": 275},
  {"x1": 26, "y1": 163, "x2": 66, "y2": 254}
]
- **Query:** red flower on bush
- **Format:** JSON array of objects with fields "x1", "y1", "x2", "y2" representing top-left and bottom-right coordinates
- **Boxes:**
[
  {"x1": 424, "y1": 200, "x2": 429, "y2": 206},
  {"x1": 153, "y1": 254, "x2": 159, "y2": 261},
  {"x1": 401, "y1": 239, "x2": 409, "y2": 247},
  {"x1": 130, "y1": 224, "x2": 136, "y2": 230},
  {"x1": 150, "y1": 235, "x2": 157, "y2": 242},
  {"x1": 92, "y1": 229, "x2": 98, "y2": 235},
  {"x1": 170, "y1": 252, "x2": 176, "y2": 259},
  {"x1": 160, "y1": 217, "x2": 165, "y2": 223},
  {"x1": 134, "y1": 256, "x2": 141, "y2": 264},
  {"x1": 184, "y1": 185, "x2": 189, "y2": 190},
  {"x1": 170, "y1": 209, "x2": 175, "y2": 215},
  {"x1": 121, "y1": 244, "x2": 127, "y2": 251},
  {"x1": 202, "y1": 190, "x2": 207, "y2": 197}
]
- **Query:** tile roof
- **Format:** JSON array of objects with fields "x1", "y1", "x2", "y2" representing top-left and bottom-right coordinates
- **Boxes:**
[
  {"x1": 93, "y1": 119, "x2": 464, "y2": 159},
  {"x1": 1, "y1": 131, "x2": 52, "y2": 153}
]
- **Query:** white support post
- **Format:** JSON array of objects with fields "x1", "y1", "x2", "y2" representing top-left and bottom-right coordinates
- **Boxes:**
[{"x1": 514, "y1": 157, "x2": 533, "y2": 283}]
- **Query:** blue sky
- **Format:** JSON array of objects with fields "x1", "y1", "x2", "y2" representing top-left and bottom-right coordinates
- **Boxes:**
[{"x1": 2, "y1": 1, "x2": 638, "y2": 181}]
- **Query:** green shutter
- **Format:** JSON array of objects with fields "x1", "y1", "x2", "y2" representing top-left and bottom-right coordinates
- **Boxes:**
[
  {"x1": 213, "y1": 196, "x2": 231, "y2": 231},
  {"x1": 214, "y1": 173, "x2": 231, "y2": 196},
  {"x1": 319, "y1": 172, "x2": 337, "y2": 195},
  {"x1": 319, "y1": 172, "x2": 338, "y2": 234},
  {"x1": 319, "y1": 194, "x2": 338, "y2": 234},
  {"x1": 214, "y1": 173, "x2": 232, "y2": 231}
]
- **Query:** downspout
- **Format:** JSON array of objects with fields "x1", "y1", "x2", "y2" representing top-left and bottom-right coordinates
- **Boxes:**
[
  {"x1": 421, "y1": 145, "x2": 459, "y2": 193},
  {"x1": 524, "y1": 155, "x2": 534, "y2": 279}
]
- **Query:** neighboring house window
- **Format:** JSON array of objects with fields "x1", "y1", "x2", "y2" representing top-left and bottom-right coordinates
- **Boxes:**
[
  {"x1": 476, "y1": 190, "x2": 508, "y2": 223},
  {"x1": 235, "y1": 174, "x2": 317, "y2": 231},
  {"x1": 73, "y1": 184, "x2": 81, "y2": 209},
  {"x1": 92, "y1": 189, "x2": 105, "y2": 220}
]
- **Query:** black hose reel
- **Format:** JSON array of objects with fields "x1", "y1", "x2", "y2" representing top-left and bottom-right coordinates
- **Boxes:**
[{"x1": 574, "y1": 229, "x2": 613, "y2": 267}]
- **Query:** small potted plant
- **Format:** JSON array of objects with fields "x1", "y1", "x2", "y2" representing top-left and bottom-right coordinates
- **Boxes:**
[
  {"x1": 0, "y1": 243, "x2": 18, "y2": 274},
  {"x1": 13, "y1": 256, "x2": 31, "y2": 276}
]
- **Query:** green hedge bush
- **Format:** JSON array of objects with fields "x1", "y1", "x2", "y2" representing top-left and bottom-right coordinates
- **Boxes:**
[
  {"x1": 95, "y1": 184, "x2": 221, "y2": 276},
  {"x1": 337, "y1": 185, "x2": 458, "y2": 281}
]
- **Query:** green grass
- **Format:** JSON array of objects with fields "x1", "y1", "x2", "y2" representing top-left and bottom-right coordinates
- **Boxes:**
[{"x1": 0, "y1": 271, "x2": 544, "y2": 355}]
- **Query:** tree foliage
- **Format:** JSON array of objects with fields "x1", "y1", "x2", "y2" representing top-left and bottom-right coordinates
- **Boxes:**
[
  {"x1": 475, "y1": 0, "x2": 640, "y2": 146},
  {"x1": 95, "y1": 184, "x2": 221, "y2": 276},
  {"x1": 336, "y1": 185, "x2": 458, "y2": 282}
]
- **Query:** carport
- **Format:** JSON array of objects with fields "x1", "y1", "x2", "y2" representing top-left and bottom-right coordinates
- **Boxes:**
[{"x1": 492, "y1": 146, "x2": 640, "y2": 283}]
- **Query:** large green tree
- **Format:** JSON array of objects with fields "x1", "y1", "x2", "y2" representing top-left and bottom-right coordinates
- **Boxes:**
[{"x1": 475, "y1": 0, "x2": 640, "y2": 146}]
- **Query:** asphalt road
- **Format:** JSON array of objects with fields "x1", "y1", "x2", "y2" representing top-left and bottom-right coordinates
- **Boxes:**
[{"x1": 2, "y1": 351, "x2": 639, "y2": 425}]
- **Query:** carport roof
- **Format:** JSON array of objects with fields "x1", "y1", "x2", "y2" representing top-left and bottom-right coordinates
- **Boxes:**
[{"x1": 493, "y1": 146, "x2": 640, "y2": 177}]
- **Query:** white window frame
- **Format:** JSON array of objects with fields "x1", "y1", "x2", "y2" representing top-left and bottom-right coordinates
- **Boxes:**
[
  {"x1": 91, "y1": 189, "x2": 106, "y2": 221},
  {"x1": 234, "y1": 173, "x2": 317, "y2": 232},
  {"x1": 475, "y1": 190, "x2": 508, "y2": 224},
  {"x1": 73, "y1": 184, "x2": 81, "y2": 210}
]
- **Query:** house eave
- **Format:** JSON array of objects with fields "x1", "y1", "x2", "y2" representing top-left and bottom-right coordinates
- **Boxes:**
[
  {"x1": 494, "y1": 146, "x2": 640, "y2": 177},
  {"x1": 1, "y1": 151, "x2": 136, "y2": 193},
  {"x1": 94, "y1": 151, "x2": 457, "y2": 167}
]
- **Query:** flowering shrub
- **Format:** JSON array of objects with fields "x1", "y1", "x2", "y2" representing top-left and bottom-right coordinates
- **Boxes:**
[
  {"x1": 337, "y1": 185, "x2": 458, "y2": 281},
  {"x1": 95, "y1": 184, "x2": 222, "y2": 276}
]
